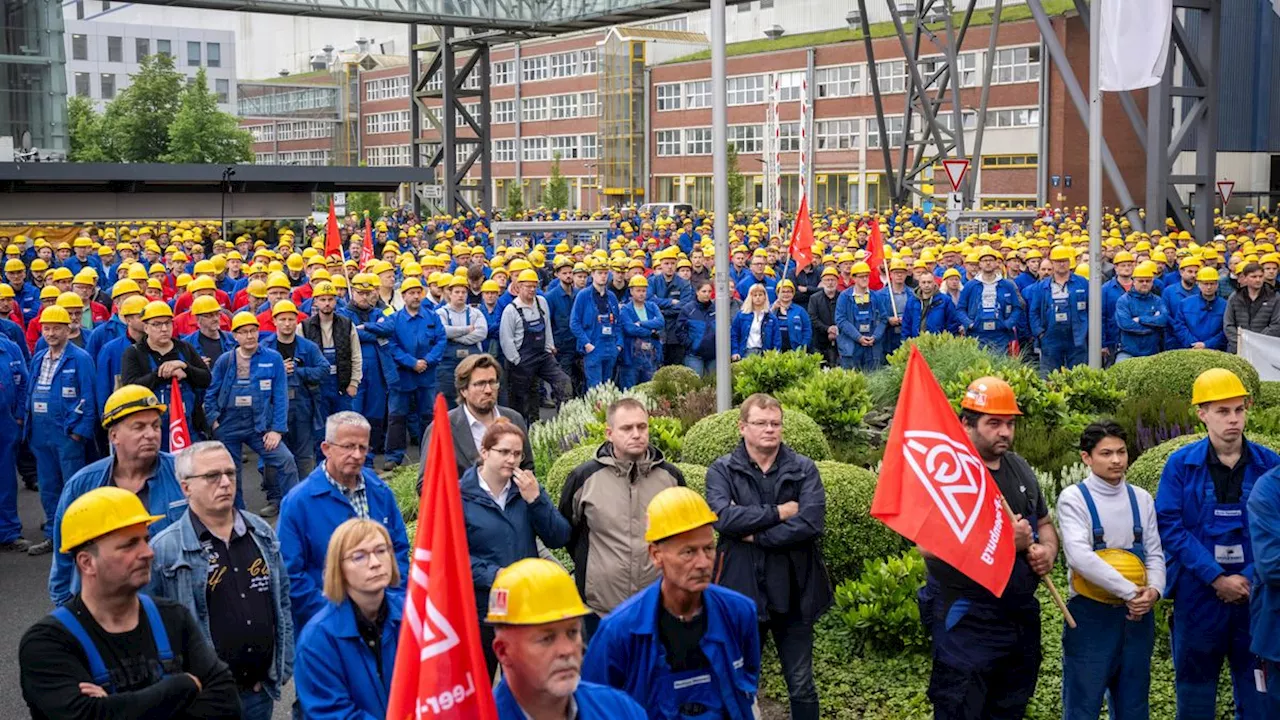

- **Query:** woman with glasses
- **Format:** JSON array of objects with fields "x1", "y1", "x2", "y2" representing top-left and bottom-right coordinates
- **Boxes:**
[
  {"x1": 462, "y1": 419, "x2": 571, "y2": 677},
  {"x1": 295, "y1": 517, "x2": 403, "y2": 720}
]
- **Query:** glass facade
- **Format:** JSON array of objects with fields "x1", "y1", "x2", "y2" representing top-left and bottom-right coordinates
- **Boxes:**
[{"x1": 1, "y1": 0, "x2": 68, "y2": 153}]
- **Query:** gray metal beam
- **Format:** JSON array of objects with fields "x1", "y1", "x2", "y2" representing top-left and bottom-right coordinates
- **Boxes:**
[
  {"x1": 968, "y1": 0, "x2": 1003, "y2": 208},
  {"x1": 410, "y1": 23, "x2": 423, "y2": 217},
  {"x1": 857, "y1": 0, "x2": 898, "y2": 204}
]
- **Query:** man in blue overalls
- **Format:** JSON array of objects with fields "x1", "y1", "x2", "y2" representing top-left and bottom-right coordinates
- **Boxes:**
[
  {"x1": 583, "y1": 487, "x2": 761, "y2": 720},
  {"x1": 301, "y1": 280, "x2": 361, "y2": 446},
  {"x1": 0, "y1": 330, "x2": 28, "y2": 552},
  {"x1": 958, "y1": 247, "x2": 1023, "y2": 353},
  {"x1": 545, "y1": 258, "x2": 582, "y2": 396},
  {"x1": 834, "y1": 262, "x2": 885, "y2": 370},
  {"x1": 26, "y1": 305, "x2": 97, "y2": 556},
  {"x1": 386, "y1": 277, "x2": 445, "y2": 471},
  {"x1": 647, "y1": 248, "x2": 693, "y2": 369},
  {"x1": 260, "y1": 299, "x2": 328, "y2": 480},
  {"x1": 570, "y1": 262, "x2": 622, "y2": 389},
  {"x1": 340, "y1": 273, "x2": 397, "y2": 467},
  {"x1": 435, "y1": 275, "x2": 487, "y2": 407},
  {"x1": 1156, "y1": 368, "x2": 1278, "y2": 719},
  {"x1": 1029, "y1": 246, "x2": 1089, "y2": 373},
  {"x1": 617, "y1": 275, "x2": 664, "y2": 390},
  {"x1": 205, "y1": 311, "x2": 298, "y2": 515}
]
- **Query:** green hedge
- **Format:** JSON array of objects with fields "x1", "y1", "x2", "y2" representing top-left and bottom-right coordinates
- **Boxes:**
[
  {"x1": 817, "y1": 461, "x2": 912, "y2": 584},
  {"x1": 681, "y1": 408, "x2": 832, "y2": 466},
  {"x1": 1260, "y1": 381, "x2": 1280, "y2": 409},
  {"x1": 544, "y1": 442, "x2": 600, "y2": 507},
  {"x1": 1126, "y1": 432, "x2": 1280, "y2": 498},
  {"x1": 387, "y1": 465, "x2": 422, "y2": 522},
  {"x1": 778, "y1": 368, "x2": 874, "y2": 440},
  {"x1": 1106, "y1": 349, "x2": 1261, "y2": 407}
]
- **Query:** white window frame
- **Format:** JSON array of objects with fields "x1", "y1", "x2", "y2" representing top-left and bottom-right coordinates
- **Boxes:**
[
  {"x1": 816, "y1": 118, "x2": 859, "y2": 151},
  {"x1": 493, "y1": 99, "x2": 516, "y2": 124},
  {"x1": 867, "y1": 115, "x2": 904, "y2": 149},
  {"x1": 579, "y1": 134, "x2": 597, "y2": 160},
  {"x1": 552, "y1": 135, "x2": 580, "y2": 159},
  {"x1": 521, "y1": 96, "x2": 548, "y2": 122},
  {"x1": 580, "y1": 48, "x2": 598, "y2": 74},
  {"x1": 522, "y1": 136, "x2": 549, "y2": 161},
  {"x1": 579, "y1": 91, "x2": 598, "y2": 117},
  {"x1": 521, "y1": 55, "x2": 548, "y2": 82},
  {"x1": 727, "y1": 74, "x2": 766, "y2": 106},
  {"x1": 491, "y1": 60, "x2": 514, "y2": 85},
  {"x1": 775, "y1": 70, "x2": 804, "y2": 102},
  {"x1": 991, "y1": 45, "x2": 1042, "y2": 85},
  {"x1": 729, "y1": 124, "x2": 763, "y2": 154},
  {"x1": 986, "y1": 106, "x2": 1040, "y2": 128},
  {"x1": 684, "y1": 80, "x2": 711, "y2": 109},
  {"x1": 550, "y1": 93, "x2": 579, "y2": 120},
  {"x1": 656, "y1": 82, "x2": 682, "y2": 111},
  {"x1": 656, "y1": 129, "x2": 682, "y2": 156},
  {"x1": 493, "y1": 138, "x2": 517, "y2": 163},
  {"x1": 778, "y1": 121, "x2": 801, "y2": 152},
  {"x1": 876, "y1": 60, "x2": 906, "y2": 94},
  {"x1": 684, "y1": 127, "x2": 712, "y2": 155},
  {"x1": 549, "y1": 51, "x2": 577, "y2": 78}
]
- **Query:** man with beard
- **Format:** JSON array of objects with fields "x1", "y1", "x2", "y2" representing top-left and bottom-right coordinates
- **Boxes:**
[
  {"x1": 489, "y1": 558, "x2": 646, "y2": 719},
  {"x1": 48, "y1": 386, "x2": 187, "y2": 605},
  {"x1": 807, "y1": 267, "x2": 841, "y2": 367},
  {"x1": 20, "y1": 486, "x2": 240, "y2": 718},
  {"x1": 920, "y1": 376, "x2": 1057, "y2": 720},
  {"x1": 584, "y1": 486, "x2": 760, "y2": 720}
]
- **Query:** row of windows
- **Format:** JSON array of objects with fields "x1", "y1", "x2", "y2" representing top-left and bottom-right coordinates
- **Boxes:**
[
  {"x1": 494, "y1": 48, "x2": 599, "y2": 85},
  {"x1": 75, "y1": 72, "x2": 229, "y2": 102},
  {"x1": 366, "y1": 110, "x2": 410, "y2": 135},
  {"x1": 420, "y1": 72, "x2": 481, "y2": 94},
  {"x1": 365, "y1": 144, "x2": 412, "y2": 166},
  {"x1": 653, "y1": 49, "x2": 1035, "y2": 110},
  {"x1": 492, "y1": 135, "x2": 599, "y2": 162},
  {"x1": 70, "y1": 35, "x2": 221, "y2": 68},
  {"x1": 514, "y1": 92, "x2": 598, "y2": 122},
  {"x1": 238, "y1": 87, "x2": 338, "y2": 116},
  {"x1": 254, "y1": 149, "x2": 330, "y2": 166},
  {"x1": 272, "y1": 120, "x2": 335, "y2": 141},
  {"x1": 365, "y1": 76, "x2": 410, "y2": 102}
]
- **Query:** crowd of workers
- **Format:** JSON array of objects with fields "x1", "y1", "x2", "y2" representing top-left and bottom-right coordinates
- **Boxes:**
[{"x1": 2, "y1": 202, "x2": 1280, "y2": 720}]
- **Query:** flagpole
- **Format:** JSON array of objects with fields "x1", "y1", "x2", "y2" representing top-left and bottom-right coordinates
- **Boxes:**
[
  {"x1": 882, "y1": 256, "x2": 898, "y2": 319},
  {"x1": 1001, "y1": 496, "x2": 1076, "y2": 628}
]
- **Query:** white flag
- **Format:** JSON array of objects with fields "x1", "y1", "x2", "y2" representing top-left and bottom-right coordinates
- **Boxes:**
[
  {"x1": 1274, "y1": 0, "x2": 1280, "y2": 20},
  {"x1": 1237, "y1": 329, "x2": 1280, "y2": 381},
  {"x1": 1099, "y1": 0, "x2": 1172, "y2": 91}
]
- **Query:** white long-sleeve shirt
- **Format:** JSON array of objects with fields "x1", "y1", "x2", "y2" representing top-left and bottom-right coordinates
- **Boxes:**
[
  {"x1": 1057, "y1": 473, "x2": 1166, "y2": 601},
  {"x1": 499, "y1": 296, "x2": 556, "y2": 365},
  {"x1": 436, "y1": 304, "x2": 488, "y2": 346}
]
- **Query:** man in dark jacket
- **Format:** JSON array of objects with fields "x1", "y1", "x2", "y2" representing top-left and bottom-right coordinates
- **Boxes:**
[
  {"x1": 806, "y1": 268, "x2": 841, "y2": 367},
  {"x1": 705, "y1": 393, "x2": 832, "y2": 720},
  {"x1": 1224, "y1": 262, "x2": 1280, "y2": 353}
]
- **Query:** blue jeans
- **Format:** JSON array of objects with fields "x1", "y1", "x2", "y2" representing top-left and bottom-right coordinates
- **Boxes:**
[
  {"x1": 30, "y1": 430, "x2": 88, "y2": 538},
  {"x1": 760, "y1": 611, "x2": 818, "y2": 720},
  {"x1": 583, "y1": 351, "x2": 618, "y2": 389},
  {"x1": 683, "y1": 355, "x2": 709, "y2": 376},
  {"x1": 1061, "y1": 596, "x2": 1154, "y2": 720},
  {"x1": 239, "y1": 687, "x2": 274, "y2": 720}
]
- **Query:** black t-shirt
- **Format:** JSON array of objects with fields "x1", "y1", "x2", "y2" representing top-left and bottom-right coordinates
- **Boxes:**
[
  {"x1": 193, "y1": 513, "x2": 275, "y2": 689},
  {"x1": 19, "y1": 595, "x2": 241, "y2": 719},
  {"x1": 657, "y1": 601, "x2": 710, "y2": 673},
  {"x1": 1207, "y1": 439, "x2": 1248, "y2": 504},
  {"x1": 275, "y1": 339, "x2": 296, "y2": 362},
  {"x1": 355, "y1": 598, "x2": 390, "y2": 681},
  {"x1": 196, "y1": 333, "x2": 225, "y2": 366},
  {"x1": 924, "y1": 451, "x2": 1048, "y2": 601}
]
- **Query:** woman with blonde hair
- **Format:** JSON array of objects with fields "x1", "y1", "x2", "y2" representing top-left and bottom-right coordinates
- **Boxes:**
[
  {"x1": 730, "y1": 283, "x2": 780, "y2": 360},
  {"x1": 295, "y1": 518, "x2": 403, "y2": 720}
]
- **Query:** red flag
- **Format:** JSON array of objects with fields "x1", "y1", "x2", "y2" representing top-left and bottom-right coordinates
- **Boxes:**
[
  {"x1": 360, "y1": 216, "x2": 375, "y2": 269},
  {"x1": 387, "y1": 394, "x2": 499, "y2": 720},
  {"x1": 788, "y1": 196, "x2": 815, "y2": 272},
  {"x1": 871, "y1": 347, "x2": 1016, "y2": 597},
  {"x1": 324, "y1": 197, "x2": 343, "y2": 261},
  {"x1": 866, "y1": 218, "x2": 886, "y2": 291},
  {"x1": 168, "y1": 377, "x2": 191, "y2": 451}
]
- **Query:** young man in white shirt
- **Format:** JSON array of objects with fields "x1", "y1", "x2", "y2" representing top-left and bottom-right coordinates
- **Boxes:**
[{"x1": 1057, "y1": 420, "x2": 1165, "y2": 720}]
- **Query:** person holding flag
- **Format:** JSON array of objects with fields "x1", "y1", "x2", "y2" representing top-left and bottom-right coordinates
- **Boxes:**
[
  {"x1": 120, "y1": 301, "x2": 211, "y2": 451},
  {"x1": 873, "y1": 360, "x2": 1056, "y2": 720},
  {"x1": 488, "y1": 559, "x2": 648, "y2": 720},
  {"x1": 874, "y1": 257, "x2": 915, "y2": 361}
]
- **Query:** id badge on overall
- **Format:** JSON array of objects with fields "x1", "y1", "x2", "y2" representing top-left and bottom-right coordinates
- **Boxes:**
[
  {"x1": 1055, "y1": 311, "x2": 1068, "y2": 323},
  {"x1": 455, "y1": 348, "x2": 469, "y2": 359},
  {"x1": 235, "y1": 395, "x2": 253, "y2": 408},
  {"x1": 983, "y1": 321, "x2": 996, "y2": 331},
  {"x1": 640, "y1": 341, "x2": 653, "y2": 352},
  {"x1": 859, "y1": 323, "x2": 870, "y2": 333}
]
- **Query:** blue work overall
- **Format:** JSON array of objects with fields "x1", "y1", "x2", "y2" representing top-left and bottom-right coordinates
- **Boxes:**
[
  {"x1": 1061, "y1": 484, "x2": 1154, "y2": 720},
  {"x1": 436, "y1": 307, "x2": 483, "y2": 408},
  {"x1": 670, "y1": 668, "x2": 724, "y2": 720},
  {"x1": 842, "y1": 300, "x2": 880, "y2": 371},
  {"x1": 51, "y1": 594, "x2": 178, "y2": 692},
  {"x1": 215, "y1": 371, "x2": 298, "y2": 509}
]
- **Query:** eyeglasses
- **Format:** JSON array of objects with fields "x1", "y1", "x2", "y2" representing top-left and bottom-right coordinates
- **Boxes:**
[
  {"x1": 745, "y1": 420, "x2": 782, "y2": 429},
  {"x1": 468, "y1": 379, "x2": 500, "y2": 390},
  {"x1": 344, "y1": 544, "x2": 390, "y2": 565},
  {"x1": 187, "y1": 469, "x2": 236, "y2": 485},
  {"x1": 327, "y1": 441, "x2": 371, "y2": 455},
  {"x1": 486, "y1": 447, "x2": 523, "y2": 459}
]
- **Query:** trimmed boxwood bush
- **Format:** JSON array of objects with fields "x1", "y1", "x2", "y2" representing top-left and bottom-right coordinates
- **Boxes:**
[
  {"x1": 732, "y1": 349, "x2": 823, "y2": 401},
  {"x1": 650, "y1": 364, "x2": 704, "y2": 401},
  {"x1": 1260, "y1": 381, "x2": 1280, "y2": 409},
  {"x1": 1126, "y1": 432, "x2": 1280, "y2": 498},
  {"x1": 779, "y1": 368, "x2": 874, "y2": 440},
  {"x1": 676, "y1": 463, "x2": 707, "y2": 496},
  {"x1": 1106, "y1": 349, "x2": 1261, "y2": 407},
  {"x1": 816, "y1": 461, "x2": 911, "y2": 584},
  {"x1": 544, "y1": 442, "x2": 599, "y2": 507},
  {"x1": 681, "y1": 408, "x2": 831, "y2": 466}
]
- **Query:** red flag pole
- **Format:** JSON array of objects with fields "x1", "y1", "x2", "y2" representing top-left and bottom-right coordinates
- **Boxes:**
[{"x1": 999, "y1": 496, "x2": 1076, "y2": 628}]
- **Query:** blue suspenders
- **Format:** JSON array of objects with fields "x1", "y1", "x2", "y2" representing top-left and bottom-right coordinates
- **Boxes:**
[
  {"x1": 51, "y1": 594, "x2": 174, "y2": 692},
  {"x1": 1078, "y1": 482, "x2": 1146, "y2": 561}
]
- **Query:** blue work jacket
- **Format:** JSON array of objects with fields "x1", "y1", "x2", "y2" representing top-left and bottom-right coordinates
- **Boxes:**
[
  {"x1": 148, "y1": 509, "x2": 294, "y2": 700},
  {"x1": 834, "y1": 289, "x2": 885, "y2": 357},
  {"x1": 545, "y1": 281, "x2": 580, "y2": 353},
  {"x1": 12, "y1": 281, "x2": 41, "y2": 322},
  {"x1": 1155, "y1": 438, "x2": 1280, "y2": 593},
  {"x1": 735, "y1": 273, "x2": 777, "y2": 304},
  {"x1": 204, "y1": 345, "x2": 289, "y2": 435},
  {"x1": 570, "y1": 286, "x2": 622, "y2": 356},
  {"x1": 619, "y1": 300, "x2": 665, "y2": 366},
  {"x1": 260, "y1": 333, "x2": 330, "y2": 430},
  {"x1": 730, "y1": 311, "x2": 781, "y2": 358},
  {"x1": 1101, "y1": 277, "x2": 1132, "y2": 349},
  {"x1": 27, "y1": 342, "x2": 97, "y2": 440},
  {"x1": 1028, "y1": 274, "x2": 1089, "y2": 347},
  {"x1": 295, "y1": 594, "x2": 403, "y2": 720},
  {"x1": 0, "y1": 319, "x2": 26, "y2": 361},
  {"x1": 647, "y1": 273, "x2": 694, "y2": 342},
  {"x1": 0, "y1": 337, "x2": 28, "y2": 428},
  {"x1": 277, "y1": 464, "x2": 410, "y2": 632},
  {"x1": 94, "y1": 332, "x2": 139, "y2": 414},
  {"x1": 582, "y1": 580, "x2": 761, "y2": 720},
  {"x1": 49, "y1": 452, "x2": 184, "y2": 606},
  {"x1": 494, "y1": 679, "x2": 647, "y2": 720},
  {"x1": 773, "y1": 303, "x2": 813, "y2": 352},
  {"x1": 1161, "y1": 281, "x2": 1198, "y2": 349},
  {"x1": 1173, "y1": 293, "x2": 1228, "y2": 350},
  {"x1": 957, "y1": 277, "x2": 1023, "y2": 340},
  {"x1": 1115, "y1": 291, "x2": 1168, "y2": 357},
  {"x1": 679, "y1": 300, "x2": 717, "y2": 360},
  {"x1": 910, "y1": 292, "x2": 966, "y2": 337},
  {"x1": 339, "y1": 304, "x2": 399, "y2": 389},
  {"x1": 387, "y1": 306, "x2": 446, "y2": 388},
  {"x1": 1248, "y1": 467, "x2": 1280, "y2": 661},
  {"x1": 84, "y1": 315, "x2": 127, "y2": 363}
]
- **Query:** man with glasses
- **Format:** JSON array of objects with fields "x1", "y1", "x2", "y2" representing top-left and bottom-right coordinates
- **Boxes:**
[
  {"x1": 276, "y1": 411, "x2": 410, "y2": 640},
  {"x1": 121, "y1": 301, "x2": 212, "y2": 451},
  {"x1": 149, "y1": 441, "x2": 293, "y2": 720},
  {"x1": 418, "y1": 353, "x2": 533, "y2": 490},
  {"x1": 705, "y1": 393, "x2": 833, "y2": 720}
]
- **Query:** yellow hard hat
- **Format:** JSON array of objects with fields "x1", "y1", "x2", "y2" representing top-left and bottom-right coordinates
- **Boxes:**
[
  {"x1": 312, "y1": 281, "x2": 337, "y2": 298},
  {"x1": 271, "y1": 299, "x2": 299, "y2": 317},
  {"x1": 516, "y1": 269, "x2": 540, "y2": 284},
  {"x1": 40, "y1": 305, "x2": 71, "y2": 325},
  {"x1": 1195, "y1": 267, "x2": 1220, "y2": 284},
  {"x1": 286, "y1": 254, "x2": 305, "y2": 271},
  {"x1": 1071, "y1": 548, "x2": 1148, "y2": 605},
  {"x1": 1049, "y1": 246, "x2": 1074, "y2": 262},
  {"x1": 850, "y1": 261, "x2": 871, "y2": 275},
  {"x1": 57, "y1": 292, "x2": 84, "y2": 310},
  {"x1": 4, "y1": 259, "x2": 24, "y2": 273},
  {"x1": 399, "y1": 277, "x2": 424, "y2": 293},
  {"x1": 246, "y1": 279, "x2": 268, "y2": 299},
  {"x1": 119, "y1": 295, "x2": 148, "y2": 317},
  {"x1": 142, "y1": 300, "x2": 174, "y2": 321},
  {"x1": 485, "y1": 558, "x2": 591, "y2": 625},
  {"x1": 0, "y1": 285, "x2": 12, "y2": 299},
  {"x1": 59, "y1": 486, "x2": 165, "y2": 553},
  {"x1": 1112, "y1": 250, "x2": 1135, "y2": 265},
  {"x1": 72, "y1": 269, "x2": 97, "y2": 286},
  {"x1": 628, "y1": 275, "x2": 649, "y2": 289},
  {"x1": 480, "y1": 280, "x2": 501, "y2": 293},
  {"x1": 1131, "y1": 261, "x2": 1158, "y2": 280},
  {"x1": 188, "y1": 276, "x2": 216, "y2": 293},
  {"x1": 645, "y1": 487, "x2": 718, "y2": 543},
  {"x1": 1191, "y1": 368, "x2": 1249, "y2": 405},
  {"x1": 101, "y1": 384, "x2": 166, "y2": 428},
  {"x1": 230, "y1": 312, "x2": 260, "y2": 332},
  {"x1": 191, "y1": 296, "x2": 221, "y2": 315},
  {"x1": 111, "y1": 279, "x2": 141, "y2": 299}
]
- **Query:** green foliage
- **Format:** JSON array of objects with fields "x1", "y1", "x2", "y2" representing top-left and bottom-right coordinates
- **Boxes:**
[
  {"x1": 815, "y1": 461, "x2": 910, "y2": 583},
  {"x1": 671, "y1": 386, "x2": 720, "y2": 434},
  {"x1": 680, "y1": 408, "x2": 831, "y2": 466},
  {"x1": 1113, "y1": 394, "x2": 1198, "y2": 458},
  {"x1": 506, "y1": 182, "x2": 525, "y2": 217},
  {"x1": 1012, "y1": 413, "x2": 1089, "y2": 480},
  {"x1": 345, "y1": 192, "x2": 385, "y2": 220},
  {"x1": 162, "y1": 68, "x2": 253, "y2": 163},
  {"x1": 67, "y1": 96, "x2": 109, "y2": 162},
  {"x1": 649, "y1": 365, "x2": 704, "y2": 403},
  {"x1": 834, "y1": 551, "x2": 928, "y2": 656},
  {"x1": 579, "y1": 415, "x2": 685, "y2": 462},
  {"x1": 543, "y1": 152, "x2": 570, "y2": 210},
  {"x1": 100, "y1": 53, "x2": 184, "y2": 162},
  {"x1": 877, "y1": 333, "x2": 1017, "y2": 408},
  {"x1": 527, "y1": 383, "x2": 651, "y2": 476},
  {"x1": 543, "y1": 443, "x2": 600, "y2": 508},
  {"x1": 1259, "y1": 381, "x2": 1280, "y2": 409},
  {"x1": 943, "y1": 362, "x2": 1068, "y2": 428},
  {"x1": 731, "y1": 349, "x2": 823, "y2": 401},
  {"x1": 778, "y1": 368, "x2": 873, "y2": 440},
  {"x1": 1045, "y1": 364, "x2": 1127, "y2": 415},
  {"x1": 675, "y1": 463, "x2": 708, "y2": 496},
  {"x1": 726, "y1": 142, "x2": 746, "y2": 213},
  {"x1": 1105, "y1": 349, "x2": 1261, "y2": 407},
  {"x1": 387, "y1": 465, "x2": 422, "y2": 522},
  {"x1": 1126, "y1": 432, "x2": 1280, "y2": 498},
  {"x1": 865, "y1": 366, "x2": 903, "y2": 410},
  {"x1": 1247, "y1": 404, "x2": 1280, "y2": 437}
]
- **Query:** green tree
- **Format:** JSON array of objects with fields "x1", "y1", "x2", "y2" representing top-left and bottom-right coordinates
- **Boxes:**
[
  {"x1": 727, "y1": 142, "x2": 746, "y2": 212},
  {"x1": 162, "y1": 68, "x2": 253, "y2": 163},
  {"x1": 67, "y1": 96, "x2": 109, "y2": 162},
  {"x1": 100, "y1": 53, "x2": 184, "y2": 162},
  {"x1": 345, "y1": 191, "x2": 384, "y2": 220},
  {"x1": 507, "y1": 181, "x2": 525, "y2": 218},
  {"x1": 543, "y1": 152, "x2": 569, "y2": 210}
]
